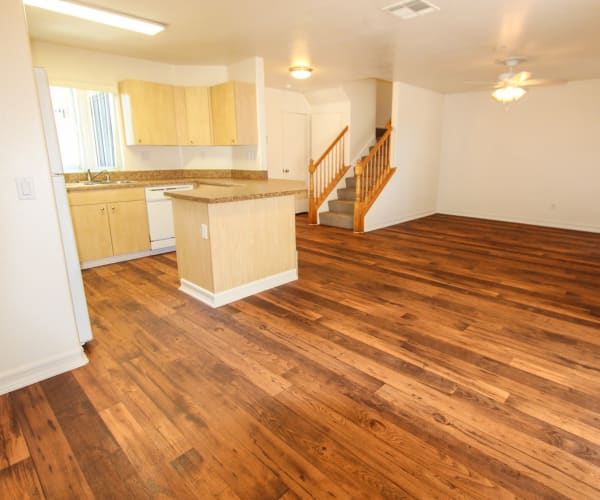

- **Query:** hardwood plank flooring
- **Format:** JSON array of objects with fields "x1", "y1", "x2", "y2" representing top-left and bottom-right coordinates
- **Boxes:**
[{"x1": 2, "y1": 213, "x2": 600, "y2": 498}]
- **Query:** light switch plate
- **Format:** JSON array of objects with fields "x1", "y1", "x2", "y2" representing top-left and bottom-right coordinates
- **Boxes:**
[
  {"x1": 201, "y1": 224, "x2": 208, "y2": 239},
  {"x1": 16, "y1": 177, "x2": 35, "y2": 200}
]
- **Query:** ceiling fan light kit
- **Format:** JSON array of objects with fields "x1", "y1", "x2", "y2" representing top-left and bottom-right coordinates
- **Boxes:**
[{"x1": 492, "y1": 85, "x2": 527, "y2": 104}]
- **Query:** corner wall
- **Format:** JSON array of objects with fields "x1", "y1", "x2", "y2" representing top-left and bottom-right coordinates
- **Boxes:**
[
  {"x1": 437, "y1": 80, "x2": 600, "y2": 232},
  {"x1": 31, "y1": 42, "x2": 265, "y2": 172},
  {"x1": 364, "y1": 81, "x2": 443, "y2": 231},
  {"x1": 0, "y1": 0, "x2": 87, "y2": 395}
]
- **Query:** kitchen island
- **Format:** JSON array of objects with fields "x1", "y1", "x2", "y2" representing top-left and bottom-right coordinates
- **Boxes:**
[{"x1": 166, "y1": 179, "x2": 307, "y2": 307}]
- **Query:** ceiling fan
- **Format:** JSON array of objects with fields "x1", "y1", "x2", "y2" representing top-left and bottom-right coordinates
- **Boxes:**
[{"x1": 471, "y1": 57, "x2": 565, "y2": 104}]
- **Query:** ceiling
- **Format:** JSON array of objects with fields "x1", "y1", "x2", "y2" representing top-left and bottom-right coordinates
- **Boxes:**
[{"x1": 24, "y1": 0, "x2": 600, "y2": 93}]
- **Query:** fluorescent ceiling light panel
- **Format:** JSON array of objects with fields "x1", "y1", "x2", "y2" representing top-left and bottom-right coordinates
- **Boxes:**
[{"x1": 23, "y1": 0, "x2": 166, "y2": 35}]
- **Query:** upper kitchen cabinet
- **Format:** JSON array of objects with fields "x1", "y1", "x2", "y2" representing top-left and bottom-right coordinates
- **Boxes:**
[
  {"x1": 210, "y1": 81, "x2": 257, "y2": 145},
  {"x1": 119, "y1": 80, "x2": 178, "y2": 146},
  {"x1": 174, "y1": 86, "x2": 212, "y2": 146}
]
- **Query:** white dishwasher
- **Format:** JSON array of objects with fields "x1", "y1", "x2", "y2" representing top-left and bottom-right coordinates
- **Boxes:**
[{"x1": 145, "y1": 184, "x2": 194, "y2": 252}]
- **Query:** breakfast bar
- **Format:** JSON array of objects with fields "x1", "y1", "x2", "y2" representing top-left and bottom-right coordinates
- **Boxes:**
[{"x1": 166, "y1": 179, "x2": 306, "y2": 307}]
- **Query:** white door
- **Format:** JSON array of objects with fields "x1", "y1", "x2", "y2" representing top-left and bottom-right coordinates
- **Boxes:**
[
  {"x1": 282, "y1": 112, "x2": 309, "y2": 181},
  {"x1": 276, "y1": 112, "x2": 310, "y2": 212}
]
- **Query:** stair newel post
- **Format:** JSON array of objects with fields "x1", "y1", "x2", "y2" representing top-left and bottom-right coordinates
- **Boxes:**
[
  {"x1": 354, "y1": 160, "x2": 364, "y2": 233},
  {"x1": 308, "y1": 159, "x2": 317, "y2": 224}
]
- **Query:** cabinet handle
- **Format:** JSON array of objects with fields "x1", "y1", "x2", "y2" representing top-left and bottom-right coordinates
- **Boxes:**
[
  {"x1": 138, "y1": 139, "x2": 142, "y2": 144},
  {"x1": 111, "y1": 206, "x2": 116, "y2": 213},
  {"x1": 100, "y1": 207, "x2": 105, "y2": 214}
]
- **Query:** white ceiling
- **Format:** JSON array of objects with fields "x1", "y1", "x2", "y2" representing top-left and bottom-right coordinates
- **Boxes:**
[{"x1": 24, "y1": 0, "x2": 600, "y2": 93}]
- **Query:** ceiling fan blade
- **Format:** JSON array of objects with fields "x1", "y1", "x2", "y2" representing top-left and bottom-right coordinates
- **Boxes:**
[
  {"x1": 518, "y1": 78, "x2": 566, "y2": 87},
  {"x1": 513, "y1": 71, "x2": 531, "y2": 83}
]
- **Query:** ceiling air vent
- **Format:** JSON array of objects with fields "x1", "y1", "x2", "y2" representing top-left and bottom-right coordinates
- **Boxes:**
[{"x1": 382, "y1": 0, "x2": 439, "y2": 19}]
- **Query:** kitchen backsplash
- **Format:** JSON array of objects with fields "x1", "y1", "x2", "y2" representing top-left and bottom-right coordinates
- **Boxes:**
[{"x1": 63, "y1": 168, "x2": 268, "y2": 184}]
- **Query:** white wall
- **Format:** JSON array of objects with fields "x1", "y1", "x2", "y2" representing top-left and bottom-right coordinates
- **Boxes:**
[
  {"x1": 376, "y1": 79, "x2": 393, "y2": 129},
  {"x1": 31, "y1": 42, "x2": 266, "y2": 172},
  {"x1": 0, "y1": 0, "x2": 87, "y2": 395},
  {"x1": 437, "y1": 81, "x2": 600, "y2": 232},
  {"x1": 365, "y1": 81, "x2": 443, "y2": 231},
  {"x1": 342, "y1": 79, "x2": 376, "y2": 162},
  {"x1": 305, "y1": 87, "x2": 351, "y2": 158}
]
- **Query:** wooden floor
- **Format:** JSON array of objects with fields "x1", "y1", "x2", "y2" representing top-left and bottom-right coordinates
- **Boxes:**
[{"x1": 2, "y1": 214, "x2": 600, "y2": 499}]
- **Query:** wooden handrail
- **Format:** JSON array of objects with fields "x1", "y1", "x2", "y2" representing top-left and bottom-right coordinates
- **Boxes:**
[
  {"x1": 310, "y1": 126, "x2": 349, "y2": 173},
  {"x1": 308, "y1": 126, "x2": 349, "y2": 224},
  {"x1": 353, "y1": 120, "x2": 396, "y2": 233}
]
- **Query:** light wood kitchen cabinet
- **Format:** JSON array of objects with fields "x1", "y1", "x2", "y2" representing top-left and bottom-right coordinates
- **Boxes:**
[
  {"x1": 68, "y1": 188, "x2": 150, "y2": 264},
  {"x1": 210, "y1": 81, "x2": 257, "y2": 145},
  {"x1": 69, "y1": 203, "x2": 113, "y2": 262},
  {"x1": 174, "y1": 86, "x2": 213, "y2": 146},
  {"x1": 118, "y1": 80, "x2": 178, "y2": 146}
]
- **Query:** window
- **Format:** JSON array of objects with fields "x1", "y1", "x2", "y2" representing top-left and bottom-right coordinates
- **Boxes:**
[{"x1": 50, "y1": 86, "x2": 122, "y2": 173}]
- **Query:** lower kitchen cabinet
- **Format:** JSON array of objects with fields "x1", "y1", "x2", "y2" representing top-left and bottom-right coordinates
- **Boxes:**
[
  {"x1": 69, "y1": 203, "x2": 113, "y2": 261},
  {"x1": 68, "y1": 188, "x2": 150, "y2": 264}
]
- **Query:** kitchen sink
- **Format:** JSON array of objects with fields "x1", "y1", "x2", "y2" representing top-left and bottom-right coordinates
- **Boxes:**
[{"x1": 79, "y1": 179, "x2": 138, "y2": 185}]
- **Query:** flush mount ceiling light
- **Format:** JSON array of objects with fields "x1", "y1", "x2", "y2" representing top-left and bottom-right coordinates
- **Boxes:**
[
  {"x1": 492, "y1": 85, "x2": 527, "y2": 104},
  {"x1": 23, "y1": 0, "x2": 166, "y2": 35},
  {"x1": 289, "y1": 66, "x2": 312, "y2": 80}
]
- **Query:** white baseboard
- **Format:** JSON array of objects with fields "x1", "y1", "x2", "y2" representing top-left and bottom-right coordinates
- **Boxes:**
[
  {"x1": 81, "y1": 250, "x2": 152, "y2": 269},
  {"x1": 0, "y1": 347, "x2": 88, "y2": 396},
  {"x1": 364, "y1": 209, "x2": 436, "y2": 232},
  {"x1": 437, "y1": 209, "x2": 600, "y2": 234},
  {"x1": 179, "y1": 268, "x2": 298, "y2": 308}
]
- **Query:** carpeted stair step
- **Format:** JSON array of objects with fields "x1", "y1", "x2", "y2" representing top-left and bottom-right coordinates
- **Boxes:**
[
  {"x1": 345, "y1": 176, "x2": 356, "y2": 189},
  {"x1": 319, "y1": 211, "x2": 354, "y2": 230},
  {"x1": 328, "y1": 199, "x2": 354, "y2": 215},
  {"x1": 376, "y1": 127, "x2": 386, "y2": 140},
  {"x1": 337, "y1": 187, "x2": 356, "y2": 200}
]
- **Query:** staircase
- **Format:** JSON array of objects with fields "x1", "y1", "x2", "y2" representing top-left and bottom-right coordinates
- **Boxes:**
[
  {"x1": 319, "y1": 169, "x2": 357, "y2": 230},
  {"x1": 319, "y1": 127, "x2": 389, "y2": 230},
  {"x1": 309, "y1": 122, "x2": 394, "y2": 232}
]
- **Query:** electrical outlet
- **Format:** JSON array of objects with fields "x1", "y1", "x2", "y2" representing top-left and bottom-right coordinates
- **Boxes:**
[{"x1": 201, "y1": 224, "x2": 208, "y2": 239}]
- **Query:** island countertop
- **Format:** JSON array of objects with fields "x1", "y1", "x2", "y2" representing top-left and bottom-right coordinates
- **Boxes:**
[{"x1": 164, "y1": 179, "x2": 307, "y2": 204}]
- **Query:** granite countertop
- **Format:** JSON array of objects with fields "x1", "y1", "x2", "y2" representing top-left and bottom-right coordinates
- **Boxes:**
[
  {"x1": 165, "y1": 179, "x2": 307, "y2": 203},
  {"x1": 64, "y1": 168, "x2": 270, "y2": 192},
  {"x1": 66, "y1": 178, "x2": 203, "y2": 191}
]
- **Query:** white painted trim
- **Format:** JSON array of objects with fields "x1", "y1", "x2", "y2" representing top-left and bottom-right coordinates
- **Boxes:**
[
  {"x1": 364, "y1": 209, "x2": 436, "y2": 232},
  {"x1": 150, "y1": 237, "x2": 175, "y2": 251},
  {"x1": 80, "y1": 250, "x2": 152, "y2": 269},
  {"x1": 150, "y1": 245, "x2": 175, "y2": 255},
  {"x1": 179, "y1": 268, "x2": 298, "y2": 308},
  {"x1": 0, "y1": 348, "x2": 88, "y2": 396},
  {"x1": 437, "y1": 210, "x2": 600, "y2": 234}
]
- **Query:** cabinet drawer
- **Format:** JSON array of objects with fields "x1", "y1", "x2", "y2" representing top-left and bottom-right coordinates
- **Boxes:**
[{"x1": 68, "y1": 187, "x2": 146, "y2": 206}]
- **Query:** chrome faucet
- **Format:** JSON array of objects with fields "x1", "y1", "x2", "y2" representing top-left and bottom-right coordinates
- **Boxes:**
[{"x1": 86, "y1": 169, "x2": 109, "y2": 182}]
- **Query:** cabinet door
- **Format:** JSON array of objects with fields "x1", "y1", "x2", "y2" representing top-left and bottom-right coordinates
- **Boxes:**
[
  {"x1": 233, "y1": 82, "x2": 257, "y2": 145},
  {"x1": 184, "y1": 87, "x2": 212, "y2": 145},
  {"x1": 108, "y1": 200, "x2": 150, "y2": 256},
  {"x1": 210, "y1": 81, "x2": 237, "y2": 145},
  {"x1": 70, "y1": 203, "x2": 113, "y2": 262},
  {"x1": 119, "y1": 80, "x2": 178, "y2": 146}
]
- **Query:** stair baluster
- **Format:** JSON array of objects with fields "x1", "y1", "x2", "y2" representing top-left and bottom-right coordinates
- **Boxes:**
[
  {"x1": 308, "y1": 126, "x2": 349, "y2": 224},
  {"x1": 352, "y1": 120, "x2": 396, "y2": 233}
]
